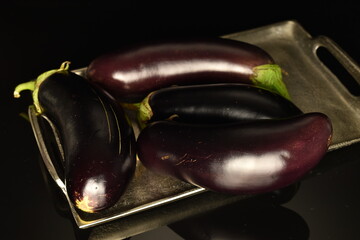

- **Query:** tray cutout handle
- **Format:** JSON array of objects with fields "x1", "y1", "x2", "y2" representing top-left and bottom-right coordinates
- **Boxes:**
[
  {"x1": 28, "y1": 106, "x2": 67, "y2": 196},
  {"x1": 313, "y1": 36, "x2": 360, "y2": 96}
]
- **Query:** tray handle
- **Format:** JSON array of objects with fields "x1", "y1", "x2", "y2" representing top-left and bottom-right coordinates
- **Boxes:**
[
  {"x1": 28, "y1": 106, "x2": 67, "y2": 196},
  {"x1": 312, "y1": 35, "x2": 360, "y2": 86}
]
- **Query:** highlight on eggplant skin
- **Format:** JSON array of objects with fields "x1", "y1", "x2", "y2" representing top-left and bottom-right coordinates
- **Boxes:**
[
  {"x1": 14, "y1": 62, "x2": 136, "y2": 213},
  {"x1": 138, "y1": 83, "x2": 302, "y2": 127},
  {"x1": 136, "y1": 113, "x2": 333, "y2": 195},
  {"x1": 86, "y1": 38, "x2": 290, "y2": 102}
]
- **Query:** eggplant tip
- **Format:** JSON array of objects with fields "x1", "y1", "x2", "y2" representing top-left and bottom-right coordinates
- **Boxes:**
[{"x1": 75, "y1": 195, "x2": 96, "y2": 213}]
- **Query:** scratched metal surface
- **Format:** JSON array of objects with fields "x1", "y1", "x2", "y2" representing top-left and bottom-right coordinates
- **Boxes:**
[
  {"x1": 223, "y1": 20, "x2": 360, "y2": 150},
  {"x1": 29, "y1": 20, "x2": 360, "y2": 235}
]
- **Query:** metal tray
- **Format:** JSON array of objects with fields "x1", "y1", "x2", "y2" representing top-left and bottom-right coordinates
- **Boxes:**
[{"x1": 29, "y1": 20, "x2": 360, "y2": 236}]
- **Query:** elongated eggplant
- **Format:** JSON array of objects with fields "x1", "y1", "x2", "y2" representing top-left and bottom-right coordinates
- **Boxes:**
[
  {"x1": 137, "y1": 113, "x2": 332, "y2": 194},
  {"x1": 14, "y1": 62, "x2": 136, "y2": 213},
  {"x1": 86, "y1": 38, "x2": 290, "y2": 102},
  {"x1": 138, "y1": 83, "x2": 302, "y2": 127}
]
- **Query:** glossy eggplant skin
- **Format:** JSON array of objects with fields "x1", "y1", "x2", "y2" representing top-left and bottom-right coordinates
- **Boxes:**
[
  {"x1": 86, "y1": 38, "x2": 289, "y2": 102},
  {"x1": 139, "y1": 83, "x2": 302, "y2": 126},
  {"x1": 37, "y1": 71, "x2": 136, "y2": 213},
  {"x1": 137, "y1": 113, "x2": 332, "y2": 194}
]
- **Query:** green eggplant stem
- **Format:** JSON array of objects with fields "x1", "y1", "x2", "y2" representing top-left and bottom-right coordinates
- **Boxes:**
[
  {"x1": 13, "y1": 61, "x2": 71, "y2": 114},
  {"x1": 251, "y1": 64, "x2": 290, "y2": 100},
  {"x1": 137, "y1": 93, "x2": 154, "y2": 129},
  {"x1": 13, "y1": 81, "x2": 36, "y2": 98}
]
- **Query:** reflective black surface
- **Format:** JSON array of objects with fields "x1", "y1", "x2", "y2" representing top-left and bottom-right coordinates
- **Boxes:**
[{"x1": 2, "y1": 1, "x2": 360, "y2": 239}]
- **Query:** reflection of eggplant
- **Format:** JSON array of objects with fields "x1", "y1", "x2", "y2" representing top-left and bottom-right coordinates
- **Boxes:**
[
  {"x1": 169, "y1": 200, "x2": 309, "y2": 240},
  {"x1": 138, "y1": 83, "x2": 302, "y2": 127},
  {"x1": 14, "y1": 62, "x2": 136, "y2": 213},
  {"x1": 137, "y1": 113, "x2": 332, "y2": 194},
  {"x1": 86, "y1": 38, "x2": 289, "y2": 102},
  {"x1": 260, "y1": 182, "x2": 301, "y2": 205}
]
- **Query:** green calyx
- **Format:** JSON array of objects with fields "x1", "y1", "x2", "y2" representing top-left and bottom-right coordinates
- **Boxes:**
[
  {"x1": 13, "y1": 61, "x2": 71, "y2": 114},
  {"x1": 137, "y1": 93, "x2": 154, "y2": 129},
  {"x1": 251, "y1": 64, "x2": 290, "y2": 100}
]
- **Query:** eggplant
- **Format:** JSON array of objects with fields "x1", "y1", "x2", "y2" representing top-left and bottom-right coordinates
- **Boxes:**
[
  {"x1": 86, "y1": 38, "x2": 290, "y2": 102},
  {"x1": 138, "y1": 83, "x2": 302, "y2": 127},
  {"x1": 14, "y1": 62, "x2": 136, "y2": 213},
  {"x1": 137, "y1": 113, "x2": 332, "y2": 194}
]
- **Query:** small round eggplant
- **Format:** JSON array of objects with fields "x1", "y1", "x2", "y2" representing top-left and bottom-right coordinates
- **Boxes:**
[
  {"x1": 86, "y1": 38, "x2": 290, "y2": 102},
  {"x1": 14, "y1": 62, "x2": 136, "y2": 213},
  {"x1": 137, "y1": 113, "x2": 332, "y2": 194},
  {"x1": 138, "y1": 83, "x2": 302, "y2": 127}
]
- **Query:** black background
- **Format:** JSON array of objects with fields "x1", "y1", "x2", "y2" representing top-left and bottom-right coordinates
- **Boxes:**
[{"x1": 2, "y1": 1, "x2": 360, "y2": 239}]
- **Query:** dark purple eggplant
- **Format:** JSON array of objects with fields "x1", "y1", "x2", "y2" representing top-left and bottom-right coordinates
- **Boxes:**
[
  {"x1": 86, "y1": 38, "x2": 290, "y2": 102},
  {"x1": 138, "y1": 83, "x2": 302, "y2": 127},
  {"x1": 137, "y1": 113, "x2": 332, "y2": 194},
  {"x1": 14, "y1": 62, "x2": 136, "y2": 213}
]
